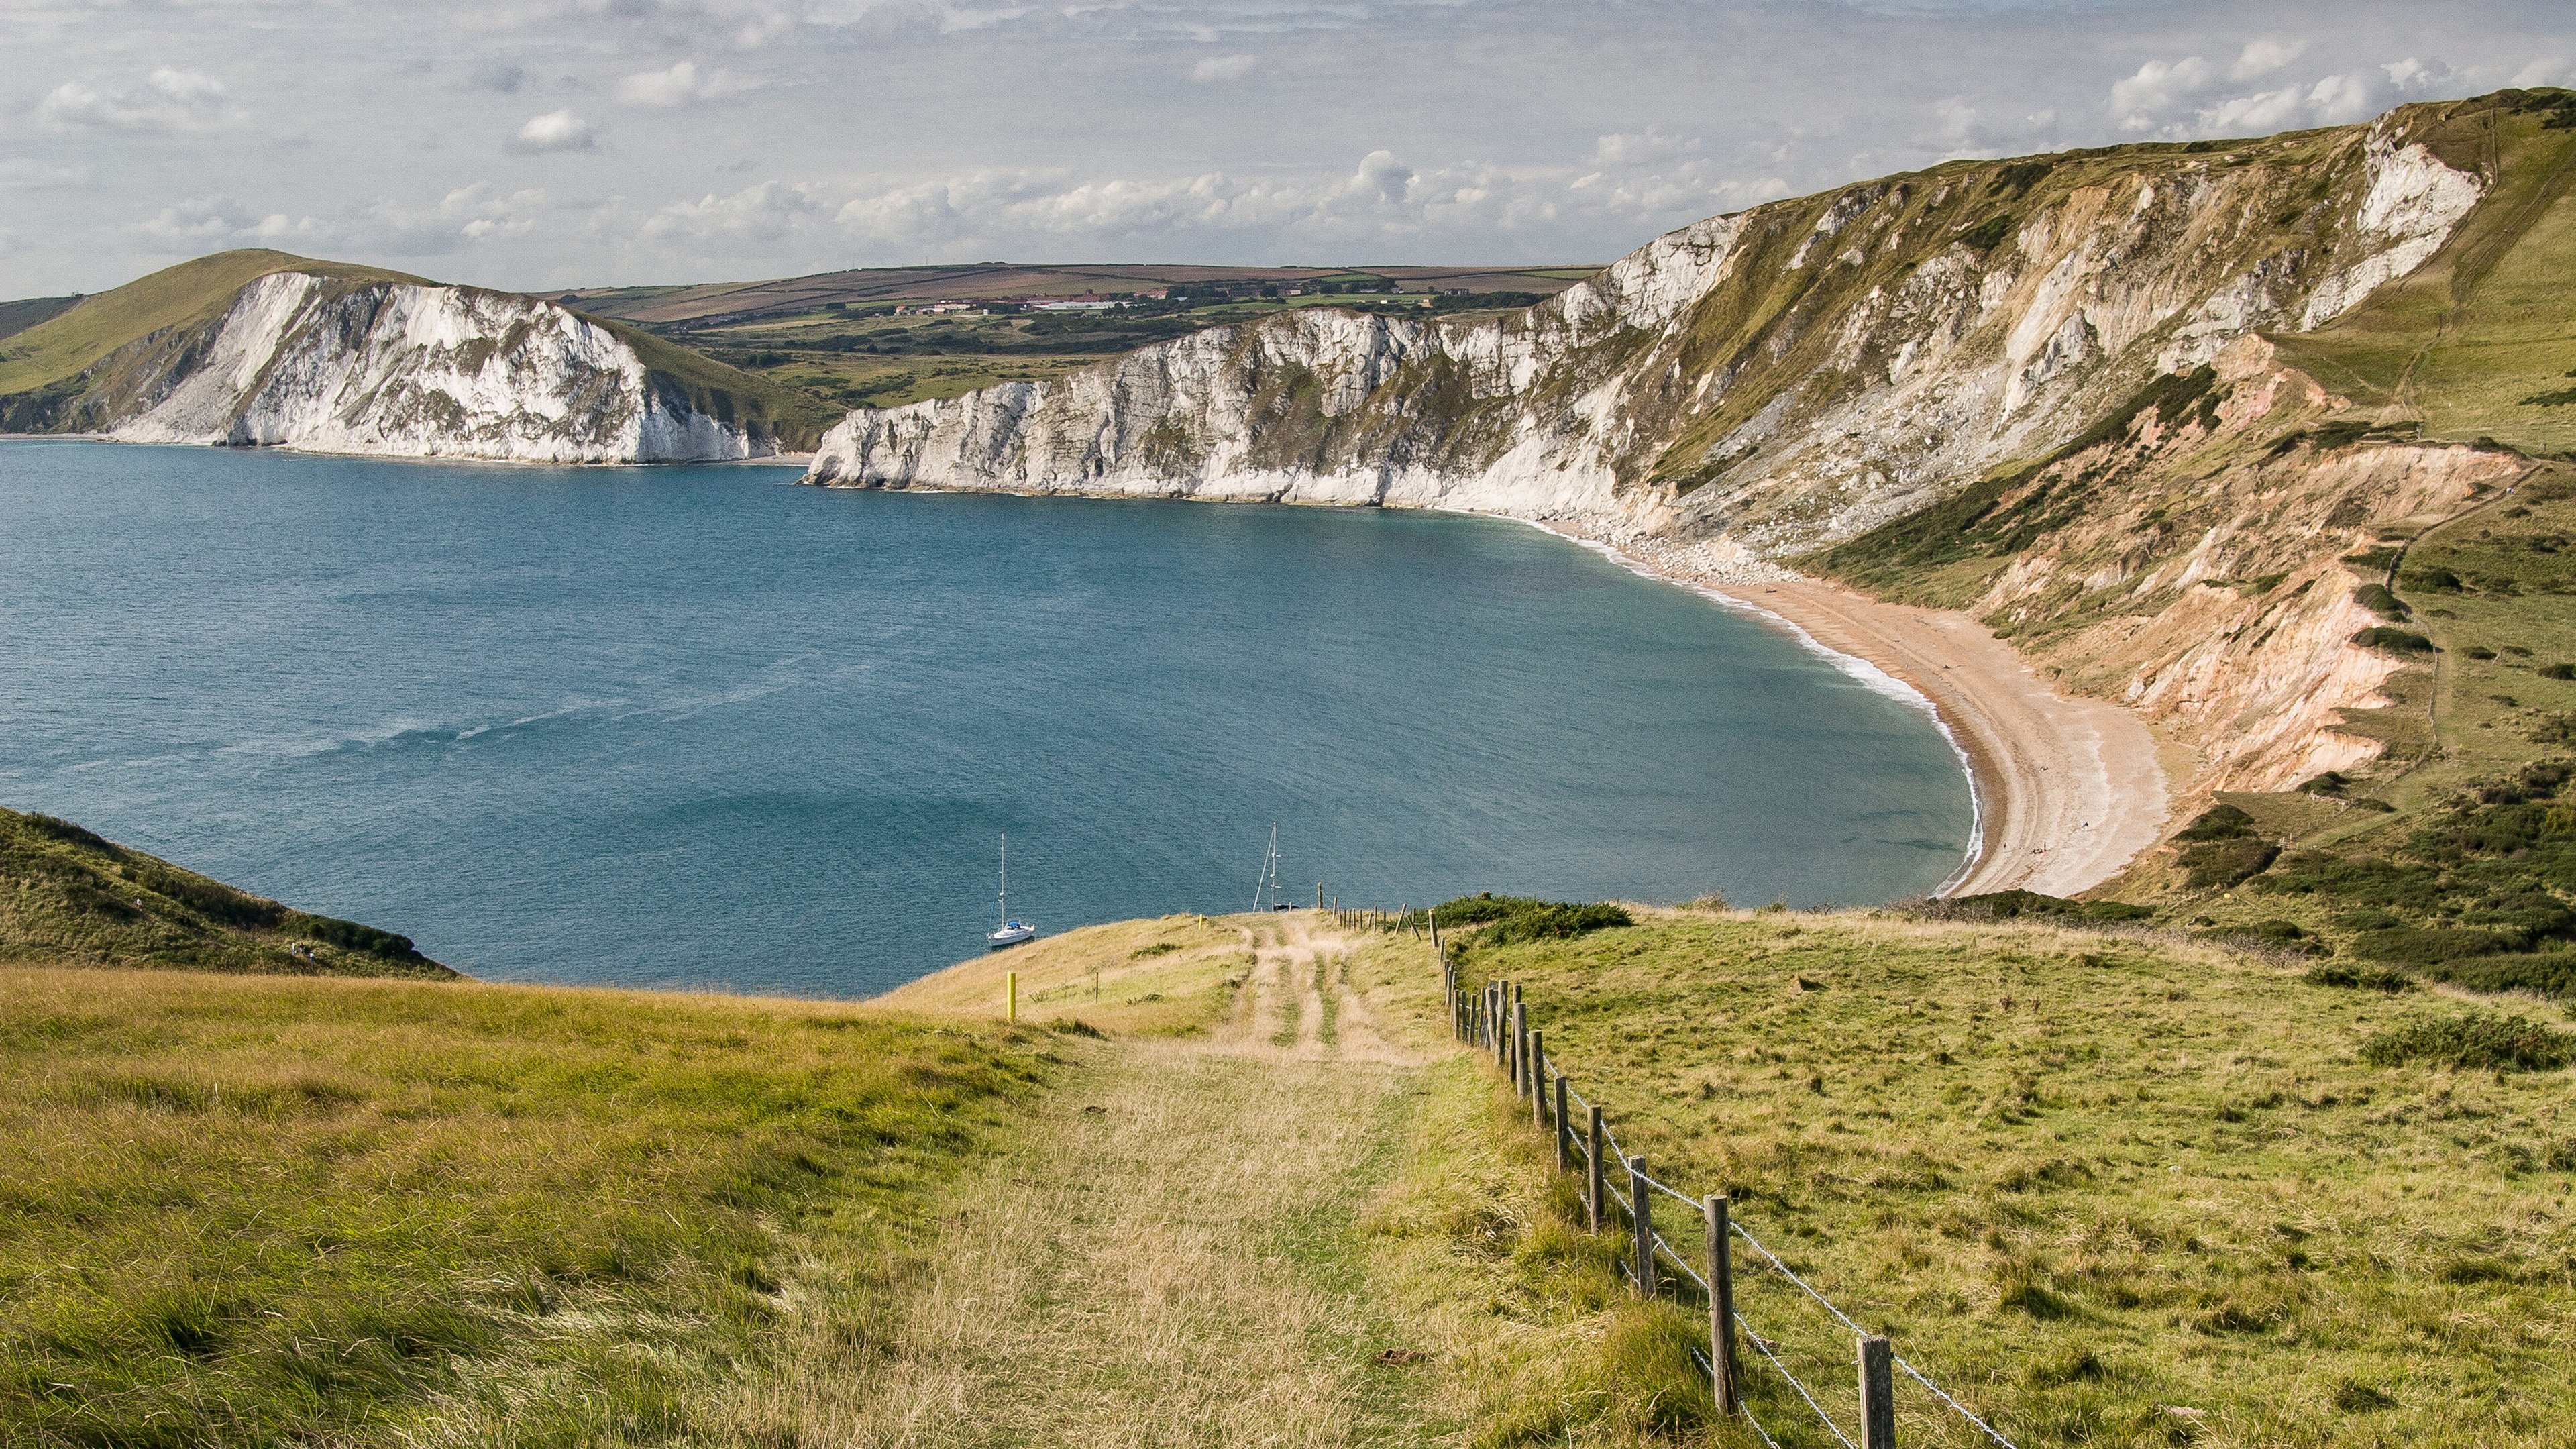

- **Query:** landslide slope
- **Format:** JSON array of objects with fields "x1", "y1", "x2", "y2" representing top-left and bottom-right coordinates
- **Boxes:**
[
  {"x1": 0, "y1": 250, "x2": 834, "y2": 461},
  {"x1": 0, "y1": 804, "x2": 452, "y2": 977}
]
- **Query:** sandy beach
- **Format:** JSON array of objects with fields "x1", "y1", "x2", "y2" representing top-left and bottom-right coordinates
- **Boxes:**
[
  {"x1": 1526, "y1": 523, "x2": 2171, "y2": 897},
  {"x1": 1708, "y1": 580, "x2": 2170, "y2": 897}
]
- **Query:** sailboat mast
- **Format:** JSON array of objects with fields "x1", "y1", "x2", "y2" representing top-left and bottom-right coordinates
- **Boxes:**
[{"x1": 998, "y1": 833, "x2": 1007, "y2": 924}]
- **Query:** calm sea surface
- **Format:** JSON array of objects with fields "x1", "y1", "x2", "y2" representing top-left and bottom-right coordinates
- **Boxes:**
[{"x1": 0, "y1": 440, "x2": 1971, "y2": 996}]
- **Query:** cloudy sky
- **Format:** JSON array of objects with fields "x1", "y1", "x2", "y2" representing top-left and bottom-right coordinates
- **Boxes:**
[{"x1": 3, "y1": 0, "x2": 2571, "y2": 296}]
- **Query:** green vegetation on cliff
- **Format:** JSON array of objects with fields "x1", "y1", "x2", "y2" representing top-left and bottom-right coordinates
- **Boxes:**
[{"x1": 0, "y1": 806, "x2": 450, "y2": 977}]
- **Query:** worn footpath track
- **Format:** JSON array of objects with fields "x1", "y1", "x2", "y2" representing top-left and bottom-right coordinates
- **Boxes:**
[{"x1": 804, "y1": 916, "x2": 1445, "y2": 1448}]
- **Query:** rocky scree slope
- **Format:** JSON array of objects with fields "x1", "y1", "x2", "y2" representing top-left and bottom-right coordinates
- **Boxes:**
[
  {"x1": 806, "y1": 91, "x2": 2575, "y2": 824},
  {"x1": 0, "y1": 250, "x2": 830, "y2": 462}
]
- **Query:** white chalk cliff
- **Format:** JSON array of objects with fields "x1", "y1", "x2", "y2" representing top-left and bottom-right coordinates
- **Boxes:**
[
  {"x1": 806, "y1": 101, "x2": 2522, "y2": 828},
  {"x1": 109, "y1": 272, "x2": 774, "y2": 464},
  {"x1": 808, "y1": 117, "x2": 2479, "y2": 556}
]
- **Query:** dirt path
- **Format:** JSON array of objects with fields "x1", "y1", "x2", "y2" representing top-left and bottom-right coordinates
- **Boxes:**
[{"x1": 809, "y1": 917, "x2": 1442, "y2": 1448}]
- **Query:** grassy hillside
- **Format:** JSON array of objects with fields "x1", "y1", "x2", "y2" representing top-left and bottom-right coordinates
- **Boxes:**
[
  {"x1": 0, "y1": 964, "x2": 1051, "y2": 1446},
  {"x1": 1411, "y1": 904, "x2": 2576, "y2": 1448},
  {"x1": 2272, "y1": 89, "x2": 2576, "y2": 458},
  {"x1": 0, "y1": 806, "x2": 451, "y2": 977},
  {"x1": 0, "y1": 294, "x2": 82, "y2": 345},
  {"x1": 0, "y1": 250, "x2": 423, "y2": 423},
  {"x1": 877, "y1": 911, "x2": 1250, "y2": 1034}
]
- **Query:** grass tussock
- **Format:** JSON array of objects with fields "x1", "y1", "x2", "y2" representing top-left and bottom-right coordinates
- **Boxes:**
[
  {"x1": 0, "y1": 965, "x2": 1051, "y2": 1447},
  {"x1": 1434, "y1": 906, "x2": 2576, "y2": 1448}
]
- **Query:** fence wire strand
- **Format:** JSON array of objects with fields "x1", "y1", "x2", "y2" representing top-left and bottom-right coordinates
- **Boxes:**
[
  {"x1": 1446, "y1": 966, "x2": 2020, "y2": 1449},
  {"x1": 1738, "y1": 1316, "x2": 1856, "y2": 1449},
  {"x1": 1897, "y1": 1356, "x2": 2018, "y2": 1449}
]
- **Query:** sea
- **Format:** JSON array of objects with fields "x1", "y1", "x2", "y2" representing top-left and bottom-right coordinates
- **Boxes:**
[{"x1": 0, "y1": 440, "x2": 1974, "y2": 996}]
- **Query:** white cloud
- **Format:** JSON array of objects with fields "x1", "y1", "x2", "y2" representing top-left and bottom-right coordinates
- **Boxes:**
[
  {"x1": 2111, "y1": 50, "x2": 2464, "y2": 142},
  {"x1": 133, "y1": 195, "x2": 323, "y2": 244},
  {"x1": 2514, "y1": 57, "x2": 2574, "y2": 88},
  {"x1": 2110, "y1": 56, "x2": 2214, "y2": 130},
  {"x1": 645, "y1": 182, "x2": 818, "y2": 241},
  {"x1": 0, "y1": 158, "x2": 91, "y2": 188},
  {"x1": 36, "y1": 67, "x2": 242, "y2": 133},
  {"x1": 614, "y1": 62, "x2": 745, "y2": 106},
  {"x1": 1589, "y1": 127, "x2": 1699, "y2": 168},
  {"x1": 508, "y1": 109, "x2": 598, "y2": 152},
  {"x1": 2231, "y1": 39, "x2": 2306, "y2": 80},
  {"x1": 1190, "y1": 53, "x2": 1255, "y2": 83}
]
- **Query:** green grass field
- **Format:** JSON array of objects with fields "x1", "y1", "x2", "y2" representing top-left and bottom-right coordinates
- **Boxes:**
[
  {"x1": 0, "y1": 965, "x2": 1052, "y2": 1447},
  {"x1": 1419, "y1": 905, "x2": 2576, "y2": 1448}
]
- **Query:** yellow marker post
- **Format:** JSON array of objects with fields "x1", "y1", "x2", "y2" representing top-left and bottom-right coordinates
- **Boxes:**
[{"x1": 1005, "y1": 970, "x2": 1017, "y2": 1022}]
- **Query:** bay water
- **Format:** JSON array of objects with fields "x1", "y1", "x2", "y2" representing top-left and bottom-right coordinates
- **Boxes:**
[{"x1": 0, "y1": 440, "x2": 1971, "y2": 996}]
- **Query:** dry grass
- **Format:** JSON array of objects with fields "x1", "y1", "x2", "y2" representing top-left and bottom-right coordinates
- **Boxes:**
[
  {"x1": 733, "y1": 912, "x2": 1721, "y2": 1447},
  {"x1": 877, "y1": 912, "x2": 1249, "y2": 1036},
  {"x1": 1422, "y1": 905, "x2": 2576, "y2": 1448}
]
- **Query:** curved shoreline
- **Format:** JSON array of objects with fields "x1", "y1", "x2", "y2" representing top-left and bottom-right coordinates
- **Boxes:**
[{"x1": 1526, "y1": 524, "x2": 2171, "y2": 898}]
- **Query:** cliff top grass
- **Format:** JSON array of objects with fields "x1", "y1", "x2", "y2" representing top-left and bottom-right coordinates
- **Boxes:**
[
  {"x1": 0, "y1": 805, "x2": 452, "y2": 977},
  {"x1": 0, "y1": 964, "x2": 1055, "y2": 1448},
  {"x1": 2271, "y1": 93, "x2": 2576, "y2": 460},
  {"x1": 0, "y1": 249, "x2": 424, "y2": 400},
  {"x1": 1412, "y1": 906, "x2": 2576, "y2": 1448}
]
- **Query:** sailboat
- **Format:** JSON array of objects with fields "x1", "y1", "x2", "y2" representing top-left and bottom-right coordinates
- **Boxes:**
[{"x1": 987, "y1": 833, "x2": 1036, "y2": 948}]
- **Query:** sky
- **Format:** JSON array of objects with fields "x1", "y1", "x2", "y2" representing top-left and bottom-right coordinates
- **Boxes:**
[{"x1": 3, "y1": 0, "x2": 2573, "y2": 297}]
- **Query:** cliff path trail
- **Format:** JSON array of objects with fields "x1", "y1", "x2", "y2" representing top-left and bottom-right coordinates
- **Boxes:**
[{"x1": 788, "y1": 916, "x2": 1460, "y2": 1447}]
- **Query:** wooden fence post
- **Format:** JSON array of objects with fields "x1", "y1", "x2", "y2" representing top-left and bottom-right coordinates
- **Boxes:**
[
  {"x1": 1586, "y1": 1106, "x2": 1605, "y2": 1232},
  {"x1": 1859, "y1": 1336, "x2": 1895, "y2": 1449},
  {"x1": 1004, "y1": 970, "x2": 1016, "y2": 1022},
  {"x1": 1529, "y1": 1030, "x2": 1547, "y2": 1129},
  {"x1": 1707, "y1": 1195, "x2": 1739, "y2": 1413},
  {"x1": 1629, "y1": 1155, "x2": 1656, "y2": 1297},
  {"x1": 1554, "y1": 1075, "x2": 1572, "y2": 1173}
]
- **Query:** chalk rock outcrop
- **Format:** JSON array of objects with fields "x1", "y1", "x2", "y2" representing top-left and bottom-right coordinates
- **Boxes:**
[{"x1": 105, "y1": 272, "x2": 773, "y2": 463}]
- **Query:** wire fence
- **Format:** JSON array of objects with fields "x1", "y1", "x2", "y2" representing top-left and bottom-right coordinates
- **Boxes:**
[{"x1": 1338, "y1": 901, "x2": 2018, "y2": 1449}]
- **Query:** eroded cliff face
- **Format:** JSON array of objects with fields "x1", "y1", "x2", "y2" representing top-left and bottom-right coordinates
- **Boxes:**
[
  {"x1": 1903, "y1": 335, "x2": 2526, "y2": 806},
  {"x1": 808, "y1": 111, "x2": 2475, "y2": 538},
  {"x1": 804, "y1": 97, "x2": 2553, "y2": 821},
  {"x1": 101, "y1": 272, "x2": 773, "y2": 464}
]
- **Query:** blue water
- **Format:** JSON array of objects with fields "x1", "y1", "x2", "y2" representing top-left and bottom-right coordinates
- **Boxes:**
[{"x1": 0, "y1": 440, "x2": 1971, "y2": 996}]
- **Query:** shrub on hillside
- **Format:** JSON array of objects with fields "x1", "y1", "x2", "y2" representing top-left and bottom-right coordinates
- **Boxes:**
[
  {"x1": 2177, "y1": 804, "x2": 2256, "y2": 841},
  {"x1": 2418, "y1": 952, "x2": 2576, "y2": 998},
  {"x1": 2304, "y1": 963, "x2": 2413, "y2": 991},
  {"x1": 2361, "y1": 1014, "x2": 2574, "y2": 1071},
  {"x1": 1942, "y1": 890, "x2": 2153, "y2": 923},
  {"x1": 2353, "y1": 583, "x2": 2410, "y2": 621},
  {"x1": 2182, "y1": 837, "x2": 2280, "y2": 890},
  {"x1": 1483, "y1": 902, "x2": 1634, "y2": 945},
  {"x1": 2352, "y1": 627, "x2": 2434, "y2": 653},
  {"x1": 1431, "y1": 893, "x2": 1631, "y2": 943},
  {"x1": 290, "y1": 912, "x2": 427, "y2": 963}
]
